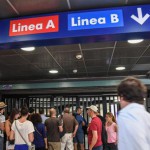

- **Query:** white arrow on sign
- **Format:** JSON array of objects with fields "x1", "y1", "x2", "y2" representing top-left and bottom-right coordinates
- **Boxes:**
[{"x1": 131, "y1": 8, "x2": 150, "y2": 25}]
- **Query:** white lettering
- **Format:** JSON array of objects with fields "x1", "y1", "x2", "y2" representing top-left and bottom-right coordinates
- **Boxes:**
[
  {"x1": 98, "y1": 18, "x2": 106, "y2": 24},
  {"x1": 71, "y1": 18, "x2": 77, "y2": 26},
  {"x1": 28, "y1": 24, "x2": 35, "y2": 31},
  {"x1": 12, "y1": 24, "x2": 17, "y2": 32},
  {"x1": 46, "y1": 20, "x2": 55, "y2": 29},
  {"x1": 11, "y1": 23, "x2": 44, "y2": 32},
  {"x1": 71, "y1": 17, "x2": 106, "y2": 27},
  {"x1": 81, "y1": 19, "x2": 89, "y2": 25},
  {"x1": 78, "y1": 17, "x2": 81, "y2": 26},
  {"x1": 18, "y1": 23, "x2": 21, "y2": 32},
  {"x1": 36, "y1": 23, "x2": 43, "y2": 30},
  {"x1": 111, "y1": 14, "x2": 119, "y2": 23},
  {"x1": 90, "y1": 18, "x2": 97, "y2": 25},
  {"x1": 21, "y1": 25, "x2": 28, "y2": 31}
]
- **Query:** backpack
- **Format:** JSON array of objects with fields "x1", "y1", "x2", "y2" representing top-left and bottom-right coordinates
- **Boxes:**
[{"x1": 97, "y1": 116, "x2": 107, "y2": 148}]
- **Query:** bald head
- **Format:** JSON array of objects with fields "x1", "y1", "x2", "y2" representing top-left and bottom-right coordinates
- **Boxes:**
[
  {"x1": 64, "y1": 107, "x2": 70, "y2": 113},
  {"x1": 49, "y1": 108, "x2": 56, "y2": 117}
]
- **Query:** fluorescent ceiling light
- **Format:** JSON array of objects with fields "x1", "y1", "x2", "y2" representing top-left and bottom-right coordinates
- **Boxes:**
[
  {"x1": 49, "y1": 70, "x2": 58, "y2": 74},
  {"x1": 116, "y1": 67, "x2": 125, "y2": 71},
  {"x1": 127, "y1": 39, "x2": 144, "y2": 44},
  {"x1": 21, "y1": 47, "x2": 35, "y2": 51}
]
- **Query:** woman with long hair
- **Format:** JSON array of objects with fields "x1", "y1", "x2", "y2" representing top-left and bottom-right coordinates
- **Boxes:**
[
  {"x1": 30, "y1": 113, "x2": 47, "y2": 150},
  {"x1": 5, "y1": 108, "x2": 20, "y2": 150},
  {"x1": 105, "y1": 112, "x2": 118, "y2": 150}
]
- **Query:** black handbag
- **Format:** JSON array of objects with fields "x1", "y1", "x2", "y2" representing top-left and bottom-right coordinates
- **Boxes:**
[{"x1": 8, "y1": 139, "x2": 15, "y2": 145}]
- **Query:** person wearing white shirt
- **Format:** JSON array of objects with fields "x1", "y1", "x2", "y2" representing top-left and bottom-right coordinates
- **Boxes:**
[
  {"x1": 10, "y1": 107, "x2": 34, "y2": 150},
  {"x1": 117, "y1": 77, "x2": 150, "y2": 150},
  {"x1": 39, "y1": 109, "x2": 48, "y2": 124}
]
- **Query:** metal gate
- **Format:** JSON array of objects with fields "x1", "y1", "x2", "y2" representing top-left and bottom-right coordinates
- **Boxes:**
[{"x1": 2, "y1": 94, "x2": 120, "y2": 149}]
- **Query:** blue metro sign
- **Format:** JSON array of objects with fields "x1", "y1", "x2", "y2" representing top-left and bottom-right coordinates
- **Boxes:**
[
  {"x1": 0, "y1": 4, "x2": 149, "y2": 49},
  {"x1": 68, "y1": 10, "x2": 124, "y2": 30}
]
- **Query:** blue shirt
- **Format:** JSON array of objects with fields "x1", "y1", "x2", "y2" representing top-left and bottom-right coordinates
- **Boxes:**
[
  {"x1": 118, "y1": 103, "x2": 150, "y2": 150},
  {"x1": 75, "y1": 114, "x2": 84, "y2": 133},
  {"x1": 40, "y1": 114, "x2": 48, "y2": 124},
  {"x1": 33, "y1": 123, "x2": 46, "y2": 148}
]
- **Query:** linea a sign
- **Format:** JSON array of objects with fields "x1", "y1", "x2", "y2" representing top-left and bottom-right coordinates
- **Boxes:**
[
  {"x1": 68, "y1": 10, "x2": 124, "y2": 30},
  {"x1": 9, "y1": 15, "x2": 59, "y2": 36}
]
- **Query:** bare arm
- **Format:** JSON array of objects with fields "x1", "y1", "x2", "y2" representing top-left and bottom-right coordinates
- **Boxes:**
[
  {"x1": 5, "y1": 120, "x2": 11, "y2": 138},
  {"x1": 44, "y1": 138, "x2": 48, "y2": 149},
  {"x1": 28, "y1": 132, "x2": 34, "y2": 142},
  {"x1": 114, "y1": 124, "x2": 118, "y2": 133},
  {"x1": 89, "y1": 130, "x2": 98, "y2": 150},
  {"x1": 59, "y1": 125, "x2": 63, "y2": 132},
  {"x1": 73, "y1": 124, "x2": 78, "y2": 137},
  {"x1": 82, "y1": 121, "x2": 85, "y2": 126},
  {"x1": 10, "y1": 130, "x2": 15, "y2": 140}
]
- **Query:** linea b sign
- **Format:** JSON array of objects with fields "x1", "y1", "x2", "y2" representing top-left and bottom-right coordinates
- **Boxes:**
[
  {"x1": 68, "y1": 10, "x2": 124, "y2": 30},
  {"x1": 9, "y1": 15, "x2": 59, "y2": 36}
]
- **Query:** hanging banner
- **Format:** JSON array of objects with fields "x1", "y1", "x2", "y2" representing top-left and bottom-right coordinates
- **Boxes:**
[{"x1": 0, "y1": 4, "x2": 149, "y2": 48}]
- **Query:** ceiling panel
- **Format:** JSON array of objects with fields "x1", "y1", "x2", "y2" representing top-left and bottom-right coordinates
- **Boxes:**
[
  {"x1": 132, "y1": 64, "x2": 150, "y2": 71},
  {"x1": 127, "y1": 0, "x2": 150, "y2": 5},
  {"x1": 47, "y1": 44, "x2": 80, "y2": 53},
  {"x1": 142, "y1": 47, "x2": 150, "y2": 56},
  {"x1": 0, "y1": 50, "x2": 17, "y2": 56},
  {"x1": 85, "y1": 59, "x2": 110, "y2": 67},
  {"x1": 59, "y1": 60, "x2": 84, "y2": 69},
  {"x1": 111, "y1": 58, "x2": 138, "y2": 65},
  {"x1": 9, "y1": 0, "x2": 69, "y2": 15},
  {"x1": 0, "y1": 55, "x2": 28, "y2": 65},
  {"x1": 116, "y1": 40, "x2": 150, "y2": 48},
  {"x1": 87, "y1": 66, "x2": 108, "y2": 73},
  {"x1": 32, "y1": 62, "x2": 60, "y2": 70},
  {"x1": 113, "y1": 47, "x2": 145, "y2": 58},
  {"x1": 0, "y1": 0, "x2": 18, "y2": 19},
  {"x1": 69, "y1": 0, "x2": 126, "y2": 10},
  {"x1": 21, "y1": 53, "x2": 54, "y2": 64},
  {"x1": 81, "y1": 42, "x2": 115, "y2": 50},
  {"x1": 83, "y1": 48, "x2": 113, "y2": 60},
  {"x1": 137, "y1": 57, "x2": 150, "y2": 64},
  {"x1": 51, "y1": 51, "x2": 81, "y2": 62}
]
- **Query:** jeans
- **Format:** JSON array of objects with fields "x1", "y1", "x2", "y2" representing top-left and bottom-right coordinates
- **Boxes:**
[
  {"x1": 92, "y1": 145, "x2": 103, "y2": 150},
  {"x1": 0, "y1": 136, "x2": 4, "y2": 150}
]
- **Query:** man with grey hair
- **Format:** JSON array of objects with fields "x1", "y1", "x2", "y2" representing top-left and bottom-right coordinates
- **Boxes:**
[{"x1": 61, "y1": 107, "x2": 78, "y2": 150}]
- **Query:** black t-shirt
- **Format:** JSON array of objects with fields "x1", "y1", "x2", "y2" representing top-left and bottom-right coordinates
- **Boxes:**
[{"x1": 45, "y1": 117, "x2": 62, "y2": 142}]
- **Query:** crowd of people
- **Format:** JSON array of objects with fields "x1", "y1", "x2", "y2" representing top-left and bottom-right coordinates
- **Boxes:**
[{"x1": 0, "y1": 76, "x2": 150, "y2": 150}]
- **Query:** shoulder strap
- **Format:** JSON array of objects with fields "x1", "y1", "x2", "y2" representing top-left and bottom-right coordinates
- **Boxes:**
[
  {"x1": 34, "y1": 126, "x2": 42, "y2": 137},
  {"x1": 15, "y1": 121, "x2": 29, "y2": 146}
]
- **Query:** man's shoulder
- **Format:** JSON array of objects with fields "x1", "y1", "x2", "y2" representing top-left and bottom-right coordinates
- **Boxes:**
[{"x1": 91, "y1": 117, "x2": 101, "y2": 124}]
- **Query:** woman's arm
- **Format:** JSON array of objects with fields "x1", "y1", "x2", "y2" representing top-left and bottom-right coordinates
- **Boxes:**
[
  {"x1": 5, "y1": 120, "x2": 11, "y2": 138},
  {"x1": 28, "y1": 132, "x2": 34, "y2": 142},
  {"x1": 10, "y1": 130, "x2": 15, "y2": 140}
]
